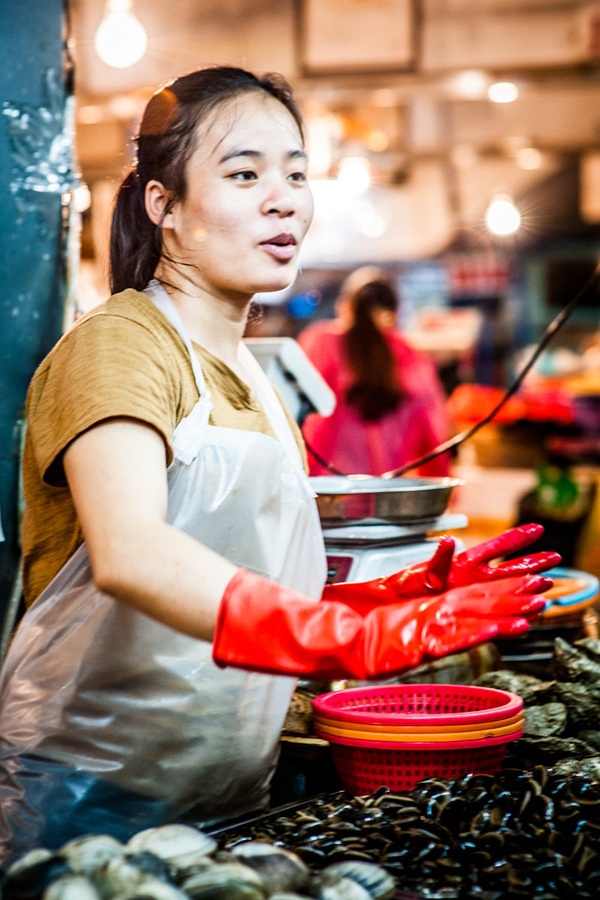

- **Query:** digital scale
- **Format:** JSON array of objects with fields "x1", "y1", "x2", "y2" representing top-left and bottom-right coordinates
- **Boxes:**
[
  {"x1": 320, "y1": 514, "x2": 468, "y2": 584},
  {"x1": 309, "y1": 475, "x2": 467, "y2": 583}
]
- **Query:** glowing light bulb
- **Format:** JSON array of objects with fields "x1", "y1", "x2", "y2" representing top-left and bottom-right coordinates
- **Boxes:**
[
  {"x1": 95, "y1": 0, "x2": 147, "y2": 69},
  {"x1": 73, "y1": 183, "x2": 92, "y2": 213},
  {"x1": 337, "y1": 157, "x2": 371, "y2": 194},
  {"x1": 487, "y1": 82, "x2": 519, "y2": 103},
  {"x1": 485, "y1": 194, "x2": 521, "y2": 236}
]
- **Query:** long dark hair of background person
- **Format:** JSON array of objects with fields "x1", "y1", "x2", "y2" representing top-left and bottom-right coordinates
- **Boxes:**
[{"x1": 344, "y1": 279, "x2": 405, "y2": 421}]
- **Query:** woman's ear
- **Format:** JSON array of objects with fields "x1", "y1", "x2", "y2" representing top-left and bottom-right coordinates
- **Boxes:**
[{"x1": 145, "y1": 180, "x2": 175, "y2": 228}]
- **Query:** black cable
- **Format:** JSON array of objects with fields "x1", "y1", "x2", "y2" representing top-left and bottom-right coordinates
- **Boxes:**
[{"x1": 304, "y1": 259, "x2": 600, "y2": 480}]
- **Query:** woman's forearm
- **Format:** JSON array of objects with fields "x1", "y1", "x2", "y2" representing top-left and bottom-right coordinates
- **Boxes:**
[{"x1": 63, "y1": 417, "x2": 238, "y2": 642}]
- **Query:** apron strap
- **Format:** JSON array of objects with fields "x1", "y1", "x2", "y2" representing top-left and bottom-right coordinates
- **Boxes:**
[
  {"x1": 145, "y1": 280, "x2": 304, "y2": 472},
  {"x1": 238, "y1": 342, "x2": 305, "y2": 470},
  {"x1": 144, "y1": 280, "x2": 209, "y2": 398}
]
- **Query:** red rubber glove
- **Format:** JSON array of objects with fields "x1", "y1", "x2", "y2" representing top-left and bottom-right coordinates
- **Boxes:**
[
  {"x1": 445, "y1": 524, "x2": 561, "y2": 587},
  {"x1": 213, "y1": 570, "x2": 548, "y2": 681},
  {"x1": 324, "y1": 524, "x2": 560, "y2": 615}
]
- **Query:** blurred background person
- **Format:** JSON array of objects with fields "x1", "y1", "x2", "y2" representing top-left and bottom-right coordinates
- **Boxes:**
[{"x1": 298, "y1": 268, "x2": 451, "y2": 478}]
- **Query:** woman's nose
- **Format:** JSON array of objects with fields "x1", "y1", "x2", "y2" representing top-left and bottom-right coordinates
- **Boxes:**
[{"x1": 262, "y1": 177, "x2": 295, "y2": 217}]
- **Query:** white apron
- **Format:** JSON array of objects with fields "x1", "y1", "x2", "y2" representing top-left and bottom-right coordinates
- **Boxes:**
[{"x1": 0, "y1": 282, "x2": 327, "y2": 859}]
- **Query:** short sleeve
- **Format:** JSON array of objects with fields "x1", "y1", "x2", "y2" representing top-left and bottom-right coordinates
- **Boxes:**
[{"x1": 26, "y1": 307, "x2": 190, "y2": 486}]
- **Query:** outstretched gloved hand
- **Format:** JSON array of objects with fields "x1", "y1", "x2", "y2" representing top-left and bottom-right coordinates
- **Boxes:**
[
  {"x1": 322, "y1": 523, "x2": 560, "y2": 615},
  {"x1": 213, "y1": 570, "x2": 549, "y2": 681}
]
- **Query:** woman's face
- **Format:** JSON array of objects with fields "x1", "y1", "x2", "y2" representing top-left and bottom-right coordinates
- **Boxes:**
[{"x1": 158, "y1": 92, "x2": 313, "y2": 301}]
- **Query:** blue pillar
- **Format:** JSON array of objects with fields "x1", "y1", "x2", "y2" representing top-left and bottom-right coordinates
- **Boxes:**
[{"x1": 0, "y1": 0, "x2": 69, "y2": 612}]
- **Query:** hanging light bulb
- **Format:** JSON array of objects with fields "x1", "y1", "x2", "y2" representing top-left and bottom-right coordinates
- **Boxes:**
[
  {"x1": 485, "y1": 193, "x2": 521, "y2": 236},
  {"x1": 337, "y1": 157, "x2": 371, "y2": 194},
  {"x1": 487, "y1": 81, "x2": 519, "y2": 103},
  {"x1": 95, "y1": 0, "x2": 148, "y2": 69}
]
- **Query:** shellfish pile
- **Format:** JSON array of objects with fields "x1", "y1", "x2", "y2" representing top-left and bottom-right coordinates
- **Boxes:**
[
  {"x1": 216, "y1": 772, "x2": 600, "y2": 899},
  {"x1": 0, "y1": 825, "x2": 395, "y2": 900},
  {"x1": 475, "y1": 636, "x2": 600, "y2": 779}
]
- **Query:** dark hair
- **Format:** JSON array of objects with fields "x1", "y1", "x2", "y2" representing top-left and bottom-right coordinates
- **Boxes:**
[
  {"x1": 344, "y1": 280, "x2": 404, "y2": 421},
  {"x1": 109, "y1": 66, "x2": 304, "y2": 294}
]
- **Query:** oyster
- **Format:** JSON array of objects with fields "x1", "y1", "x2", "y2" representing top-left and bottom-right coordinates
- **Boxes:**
[
  {"x1": 551, "y1": 756, "x2": 600, "y2": 780},
  {"x1": 552, "y1": 637, "x2": 600, "y2": 685},
  {"x1": 551, "y1": 681, "x2": 600, "y2": 730},
  {"x1": 523, "y1": 702, "x2": 567, "y2": 737},
  {"x1": 576, "y1": 730, "x2": 600, "y2": 752},
  {"x1": 473, "y1": 670, "x2": 552, "y2": 704},
  {"x1": 510, "y1": 735, "x2": 596, "y2": 765},
  {"x1": 230, "y1": 842, "x2": 310, "y2": 895}
]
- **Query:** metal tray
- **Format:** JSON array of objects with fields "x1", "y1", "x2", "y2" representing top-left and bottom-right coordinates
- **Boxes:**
[{"x1": 309, "y1": 476, "x2": 463, "y2": 524}]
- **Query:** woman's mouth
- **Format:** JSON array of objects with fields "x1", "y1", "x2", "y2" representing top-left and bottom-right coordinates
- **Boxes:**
[{"x1": 260, "y1": 233, "x2": 297, "y2": 262}]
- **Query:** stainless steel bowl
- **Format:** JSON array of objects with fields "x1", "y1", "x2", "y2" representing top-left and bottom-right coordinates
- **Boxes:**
[{"x1": 309, "y1": 475, "x2": 463, "y2": 524}]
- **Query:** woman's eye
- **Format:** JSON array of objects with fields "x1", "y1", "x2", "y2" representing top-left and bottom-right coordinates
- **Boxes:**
[
  {"x1": 231, "y1": 170, "x2": 257, "y2": 182},
  {"x1": 289, "y1": 171, "x2": 307, "y2": 183}
]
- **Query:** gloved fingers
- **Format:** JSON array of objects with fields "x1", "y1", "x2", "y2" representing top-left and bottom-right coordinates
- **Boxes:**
[
  {"x1": 490, "y1": 616, "x2": 532, "y2": 637},
  {"x1": 421, "y1": 617, "x2": 500, "y2": 659},
  {"x1": 515, "y1": 574, "x2": 553, "y2": 594},
  {"x1": 383, "y1": 535, "x2": 455, "y2": 597},
  {"x1": 485, "y1": 551, "x2": 562, "y2": 579},
  {"x1": 444, "y1": 573, "x2": 551, "y2": 603},
  {"x1": 423, "y1": 536, "x2": 456, "y2": 590},
  {"x1": 455, "y1": 592, "x2": 548, "y2": 620},
  {"x1": 453, "y1": 523, "x2": 544, "y2": 568}
]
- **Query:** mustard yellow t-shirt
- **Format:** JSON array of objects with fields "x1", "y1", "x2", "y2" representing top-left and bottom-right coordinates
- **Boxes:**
[{"x1": 21, "y1": 289, "x2": 307, "y2": 607}]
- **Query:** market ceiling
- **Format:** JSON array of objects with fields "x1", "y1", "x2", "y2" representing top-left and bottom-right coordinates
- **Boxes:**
[{"x1": 68, "y1": 0, "x2": 600, "y2": 260}]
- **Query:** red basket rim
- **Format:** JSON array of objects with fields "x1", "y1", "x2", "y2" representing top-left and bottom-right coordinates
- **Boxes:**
[
  {"x1": 313, "y1": 684, "x2": 523, "y2": 726},
  {"x1": 318, "y1": 727, "x2": 523, "y2": 751},
  {"x1": 313, "y1": 709, "x2": 524, "y2": 734}
]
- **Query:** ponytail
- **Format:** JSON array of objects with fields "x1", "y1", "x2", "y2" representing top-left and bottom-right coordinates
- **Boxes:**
[{"x1": 109, "y1": 171, "x2": 161, "y2": 294}]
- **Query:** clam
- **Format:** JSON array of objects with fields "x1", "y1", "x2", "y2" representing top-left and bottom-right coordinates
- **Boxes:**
[
  {"x1": 230, "y1": 842, "x2": 310, "y2": 895},
  {"x1": 4, "y1": 852, "x2": 71, "y2": 900},
  {"x1": 179, "y1": 861, "x2": 267, "y2": 900},
  {"x1": 109, "y1": 877, "x2": 191, "y2": 900},
  {"x1": 7, "y1": 849, "x2": 54, "y2": 876},
  {"x1": 60, "y1": 835, "x2": 126, "y2": 874},
  {"x1": 311, "y1": 872, "x2": 372, "y2": 900},
  {"x1": 43, "y1": 874, "x2": 102, "y2": 900},
  {"x1": 318, "y1": 863, "x2": 395, "y2": 900},
  {"x1": 126, "y1": 825, "x2": 216, "y2": 875},
  {"x1": 267, "y1": 896, "x2": 309, "y2": 900},
  {"x1": 93, "y1": 853, "x2": 172, "y2": 899}
]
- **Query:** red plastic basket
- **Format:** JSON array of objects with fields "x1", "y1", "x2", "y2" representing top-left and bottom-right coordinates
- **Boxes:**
[
  {"x1": 314, "y1": 723, "x2": 523, "y2": 745},
  {"x1": 316, "y1": 728, "x2": 523, "y2": 750},
  {"x1": 313, "y1": 684, "x2": 522, "y2": 727},
  {"x1": 328, "y1": 738, "x2": 514, "y2": 795}
]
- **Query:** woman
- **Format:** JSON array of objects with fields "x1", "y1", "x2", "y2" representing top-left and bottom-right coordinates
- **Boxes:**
[
  {"x1": 298, "y1": 269, "x2": 451, "y2": 477},
  {"x1": 0, "y1": 66, "x2": 557, "y2": 862}
]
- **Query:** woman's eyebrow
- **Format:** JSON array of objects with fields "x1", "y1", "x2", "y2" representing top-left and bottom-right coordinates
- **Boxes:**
[{"x1": 218, "y1": 148, "x2": 308, "y2": 164}]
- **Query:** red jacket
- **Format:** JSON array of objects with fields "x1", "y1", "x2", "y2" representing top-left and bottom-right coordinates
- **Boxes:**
[{"x1": 298, "y1": 320, "x2": 451, "y2": 478}]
